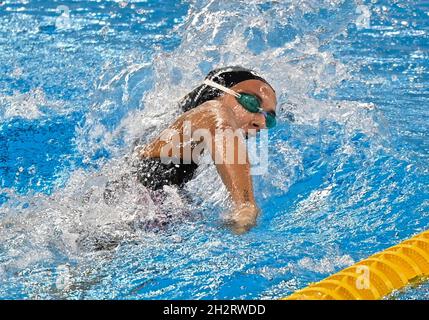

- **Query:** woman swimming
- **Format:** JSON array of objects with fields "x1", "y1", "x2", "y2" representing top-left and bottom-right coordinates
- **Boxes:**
[{"x1": 135, "y1": 66, "x2": 277, "y2": 234}]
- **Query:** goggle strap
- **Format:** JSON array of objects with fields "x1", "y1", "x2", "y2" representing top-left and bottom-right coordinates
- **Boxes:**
[{"x1": 203, "y1": 79, "x2": 241, "y2": 98}]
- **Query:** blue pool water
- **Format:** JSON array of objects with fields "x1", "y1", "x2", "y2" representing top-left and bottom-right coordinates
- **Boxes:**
[{"x1": 0, "y1": 0, "x2": 428, "y2": 299}]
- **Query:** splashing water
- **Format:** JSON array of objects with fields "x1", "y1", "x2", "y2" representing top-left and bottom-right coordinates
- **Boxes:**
[{"x1": 0, "y1": 0, "x2": 428, "y2": 299}]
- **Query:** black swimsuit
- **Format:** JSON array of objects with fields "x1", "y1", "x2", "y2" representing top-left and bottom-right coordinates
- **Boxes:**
[
  {"x1": 103, "y1": 157, "x2": 198, "y2": 205},
  {"x1": 133, "y1": 158, "x2": 198, "y2": 190}
]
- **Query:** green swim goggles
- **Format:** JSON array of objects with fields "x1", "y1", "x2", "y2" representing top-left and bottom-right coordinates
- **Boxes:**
[{"x1": 203, "y1": 79, "x2": 277, "y2": 129}]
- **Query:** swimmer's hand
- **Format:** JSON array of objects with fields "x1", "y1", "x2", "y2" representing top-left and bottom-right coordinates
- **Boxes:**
[{"x1": 228, "y1": 204, "x2": 260, "y2": 235}]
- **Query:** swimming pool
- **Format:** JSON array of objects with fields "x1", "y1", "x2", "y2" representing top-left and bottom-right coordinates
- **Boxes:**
[{"x1": 0, "y1": 0, "x2": 428, "y2": 299}]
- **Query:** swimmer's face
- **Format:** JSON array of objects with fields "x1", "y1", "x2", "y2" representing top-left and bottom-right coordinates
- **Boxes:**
[{"x1": 221, "y1": 79, "x2": 277, "y2": 136}]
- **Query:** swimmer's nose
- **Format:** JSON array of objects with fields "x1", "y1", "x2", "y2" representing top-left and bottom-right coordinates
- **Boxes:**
[{"x1": 250, "y1": 120, "x2": 264, "y2": 130}]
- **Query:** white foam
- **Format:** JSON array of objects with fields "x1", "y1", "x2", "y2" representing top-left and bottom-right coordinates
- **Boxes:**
[{"x1": 0, "y1": 88, "x2": 64, "y2": 120}]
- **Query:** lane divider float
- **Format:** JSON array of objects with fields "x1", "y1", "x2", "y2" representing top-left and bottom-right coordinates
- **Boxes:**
[{"x1": 285, "y1": 230, "x2": 429, "y2": 300}]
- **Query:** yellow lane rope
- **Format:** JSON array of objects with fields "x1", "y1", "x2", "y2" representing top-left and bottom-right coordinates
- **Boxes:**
[{"x1": 285, "y1": 230, "x2": 429, "y2": 300}]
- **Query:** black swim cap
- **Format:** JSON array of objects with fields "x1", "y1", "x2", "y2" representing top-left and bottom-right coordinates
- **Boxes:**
[{"x1": 179, "y1": 66, "x2": 273, "y2": 112}]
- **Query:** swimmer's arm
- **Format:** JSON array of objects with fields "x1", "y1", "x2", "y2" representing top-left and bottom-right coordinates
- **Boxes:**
[
  {"x1": 187, "y1": 103, "x2": 257, "y2": 204},
  {"x1": 215, "y1": 161, "x2": 260, "y2": 234},
  {"x1": 213, "y1": 150, "x2": 256, "y2": 206},
  {"x1": 190, "y1": 105, "x2": 259, "y2": 233},
  {"x1": 210, "y1": 133, "x2": 259, "y2": 234},
  {"x1": 141, "y1": 103, "x2": 259, "y2": 233}
]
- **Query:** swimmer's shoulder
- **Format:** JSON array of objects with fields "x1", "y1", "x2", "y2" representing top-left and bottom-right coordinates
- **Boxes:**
[{"x1": 182, "y1": 100, "x2": 237, "y2": 128}]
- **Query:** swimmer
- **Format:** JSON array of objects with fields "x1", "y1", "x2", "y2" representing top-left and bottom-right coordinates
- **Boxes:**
[{"x1": 136, "y1": 66, "x2": 277, "y2": 234}]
